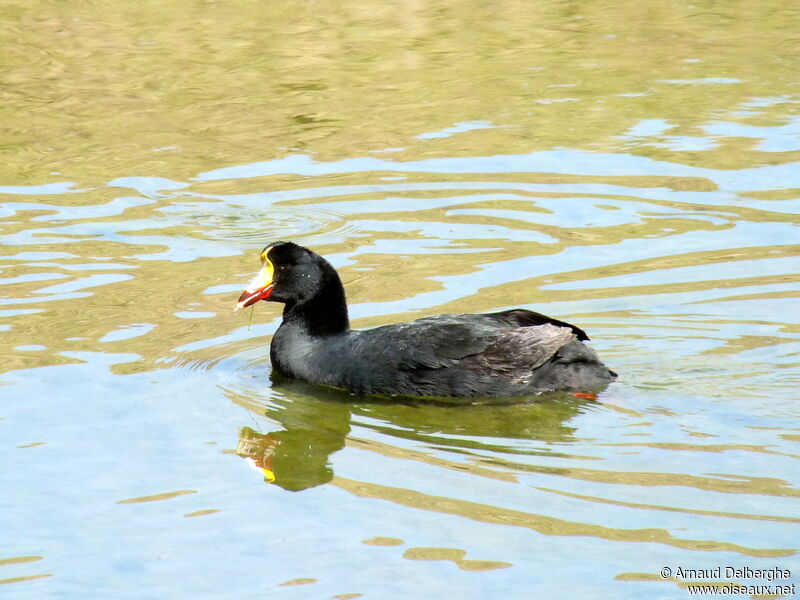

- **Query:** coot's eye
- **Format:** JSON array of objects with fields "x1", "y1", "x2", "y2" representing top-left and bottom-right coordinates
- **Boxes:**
[{"x1": 279, "y1": 264, "x2": 292, "y2": 272}]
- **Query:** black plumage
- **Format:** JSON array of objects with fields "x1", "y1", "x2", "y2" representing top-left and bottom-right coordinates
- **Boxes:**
[{"x1": 237, "y1": 241, "x2": 616, "y2": 398}]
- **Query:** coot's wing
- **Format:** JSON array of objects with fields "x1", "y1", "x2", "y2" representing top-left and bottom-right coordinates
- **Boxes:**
[
  {"x1": 350, "y1": 316, "x2": 581, "y2": 397},
  {"x1": 366, "y1": 315, "x2": 576, "y2": 373}
]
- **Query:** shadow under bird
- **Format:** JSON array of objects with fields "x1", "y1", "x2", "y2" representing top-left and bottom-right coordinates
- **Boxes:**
[{"x1": 237, "y1": 241, "x2": 616, "y2": 398}]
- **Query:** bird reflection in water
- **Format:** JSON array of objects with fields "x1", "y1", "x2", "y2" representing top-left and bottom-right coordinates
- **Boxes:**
[{"x1": 233, "y1": 377, "x2": 598, "y2": 492}]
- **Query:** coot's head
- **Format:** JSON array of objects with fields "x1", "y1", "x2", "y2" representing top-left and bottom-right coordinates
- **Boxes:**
[{"x1": 236, "y1": 241, "x2": 339, "y2": 310}]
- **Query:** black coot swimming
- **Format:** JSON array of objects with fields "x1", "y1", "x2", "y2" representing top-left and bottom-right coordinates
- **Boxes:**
[{"x1": 237, "y1": 241, "x2": 616, "y2": 398}]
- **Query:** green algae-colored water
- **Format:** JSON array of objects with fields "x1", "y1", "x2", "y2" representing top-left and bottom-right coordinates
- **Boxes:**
[{"x1": 2, "y1": 2, "x2": 799, "y2": 598}]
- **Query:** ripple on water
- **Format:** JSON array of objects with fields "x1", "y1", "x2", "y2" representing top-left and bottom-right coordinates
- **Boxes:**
[{"x1": 157, "y1": 201, "x2": 362, "y2": 248}]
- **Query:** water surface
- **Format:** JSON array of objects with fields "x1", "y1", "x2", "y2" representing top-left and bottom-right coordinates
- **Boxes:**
[{"x1": 1, "y1": 1, "x2": 799, "y2": 598}]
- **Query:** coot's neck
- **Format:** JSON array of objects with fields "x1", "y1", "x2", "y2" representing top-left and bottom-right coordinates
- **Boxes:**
[{"x1": 282, "y1": 273, "x2": 350, "y2": 337}]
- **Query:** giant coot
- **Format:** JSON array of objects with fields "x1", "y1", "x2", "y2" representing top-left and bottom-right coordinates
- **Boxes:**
[{"x1": 237, "y1": 241, "x2": 616, "y2": 398}]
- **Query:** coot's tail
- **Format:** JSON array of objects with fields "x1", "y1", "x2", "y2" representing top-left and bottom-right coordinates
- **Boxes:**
[{"x1": 530, "y1": 340, "x2": 617, "y2": 392}]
